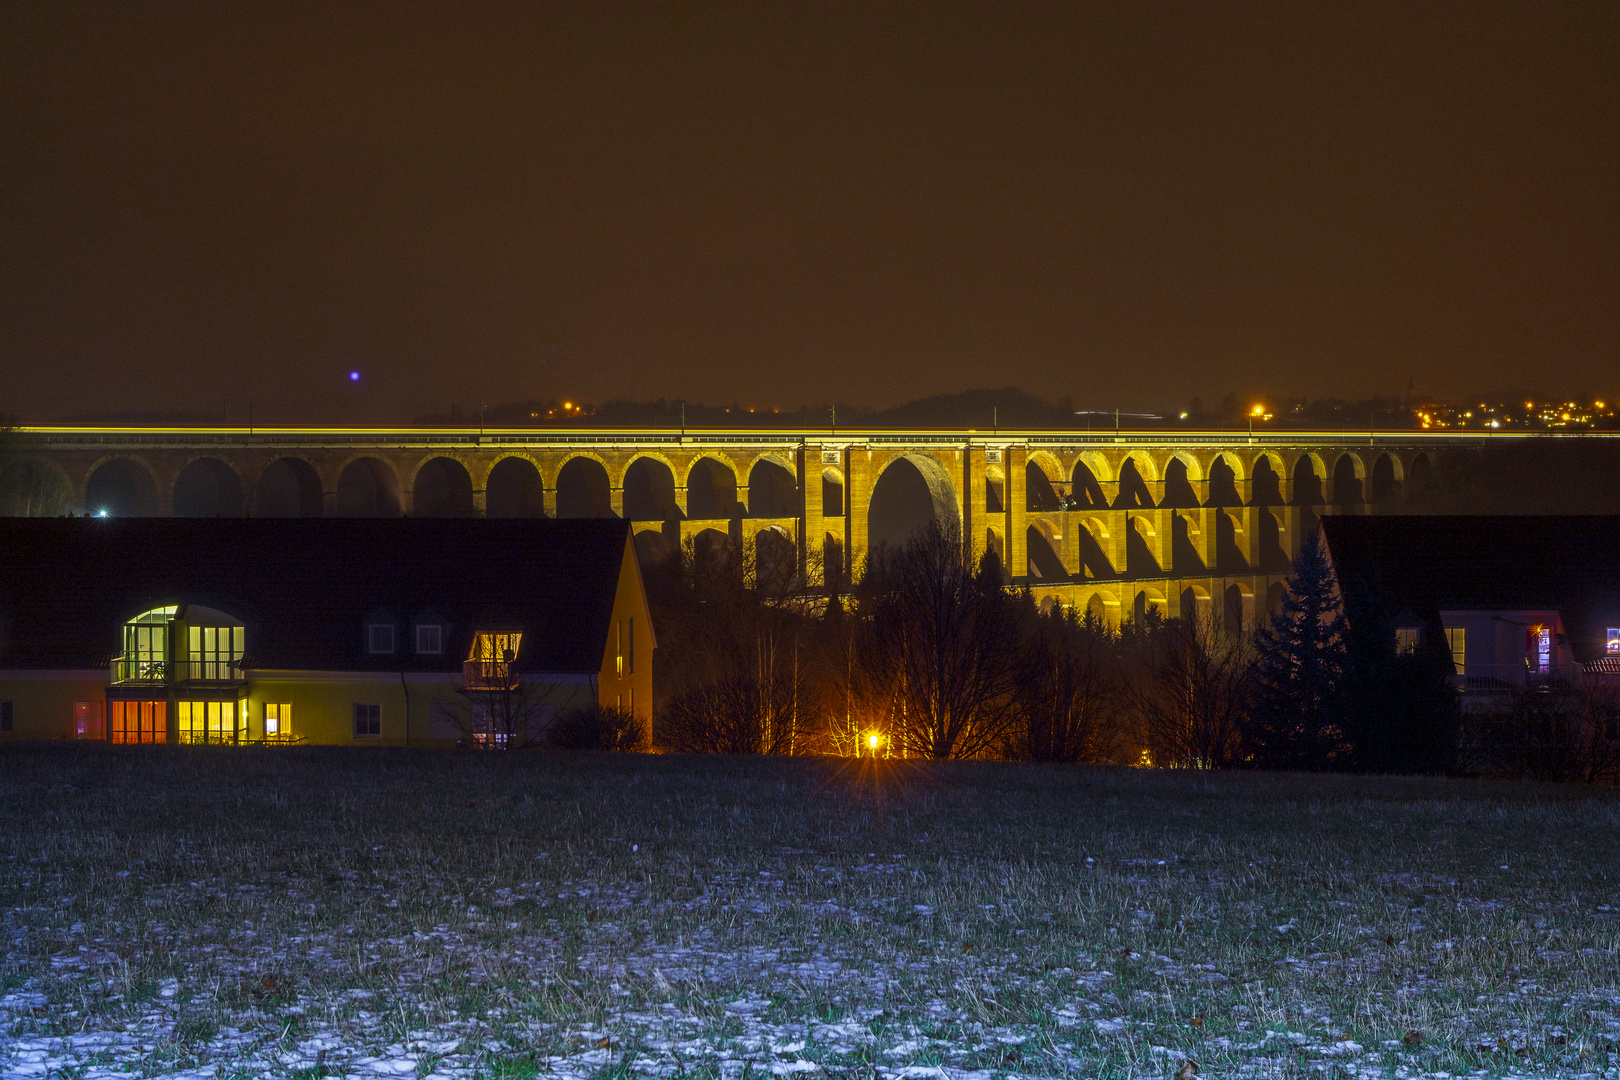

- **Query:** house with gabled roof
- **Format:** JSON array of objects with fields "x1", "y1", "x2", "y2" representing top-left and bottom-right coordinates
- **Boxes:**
[
  {"x1": 1320, "y1": 515, "x2": 1620, "y2": 700},
  {"x1": 0, "y1": 518, "x2": 653, "y2": 745}
]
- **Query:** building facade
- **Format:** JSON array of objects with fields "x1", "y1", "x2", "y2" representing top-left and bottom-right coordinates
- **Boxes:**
[{"x1": 0, "y1": 518, "x2": 653, "y2": 746}]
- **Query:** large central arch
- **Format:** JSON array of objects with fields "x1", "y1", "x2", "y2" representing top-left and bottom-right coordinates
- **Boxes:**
[{"x1": 867, "y1": 453, "x2": 961, "y2": 551}]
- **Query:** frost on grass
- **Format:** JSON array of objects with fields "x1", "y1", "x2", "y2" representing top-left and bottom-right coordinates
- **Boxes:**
[{"x1": 2, "y1": 747, "x2": 1619, "y2": 1079}]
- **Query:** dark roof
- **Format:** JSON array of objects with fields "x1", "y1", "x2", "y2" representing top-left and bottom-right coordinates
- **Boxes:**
[
  {"x1": 0, "y1": 518, "x2": 633, "y2": 673},
  {"x1": 1320, "y1": 515, "x2": 1620, "y2": 660}
]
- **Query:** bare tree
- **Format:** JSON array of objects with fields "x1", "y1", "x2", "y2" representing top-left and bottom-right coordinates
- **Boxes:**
[
  {"x1": 1009, "y1": 605, "x2": 1124, "y2": 763},
  {"x1": 652, "y1": 533, "x2": 816, "y2": 754},
  {"x1": 549, "y1": 704, "x2": 650, "y2": 752},
  {"x1": 856, "y1": 522, "x2": 1023, "y2": 759},
  {"x1": 1469, "y1": 673, "x2": 1620, "y2": 784},
  {"x1": 1121, "y1": 612, "x2": 1253, "y2": 769}
]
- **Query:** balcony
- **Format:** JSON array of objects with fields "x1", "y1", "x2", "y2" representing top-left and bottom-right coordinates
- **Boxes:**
[
  {"x1": 185, "y1": 658, "x2": 246, "y2": 684},
  {"x1": 110, "y1": 658, "x2": 167, "y2": 685},
  {"x1": 1454, "y1": 663, "x2": 1585, "y2": 694},
  {"x1": 463, "y1": 660, "x2": 517, "y2": 691},
  {"x1": 109, "y1": 657, "x2": 246, "y2": 685}
]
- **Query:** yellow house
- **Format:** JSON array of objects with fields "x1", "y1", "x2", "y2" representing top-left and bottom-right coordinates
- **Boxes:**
[{"x1": 0, "y1": 518, "x2": 654, "y2": 747}]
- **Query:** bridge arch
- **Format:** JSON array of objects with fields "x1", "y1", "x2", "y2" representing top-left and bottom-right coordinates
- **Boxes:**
[
  {"x1": 1133, "y1": 586, "x2": 1168, "y2": 624},
  {"x1": 1082, "y1": 587, "x2": 1122, "y2": 630},
  {"x1": 687, "y1": 456, "x2": 740, "y2": 519},
  {"x1": 984, "y1": 464, "x2": 1006, "y2": 513},
  {"x1": 255, "y1": 457, "x2": 323, "y2": 517},
  {"x1": 1369, "y1": 452, "x2": 1403, "y2": 503},
  {"x1": 335, "y1": 456, "x2": 402, "y2": 517},
  {"x1": 0, "y1": 456, "x2": 73, "y2": 517},
  {"x1": 1026, "y1": 455, "x2": 1063, "y2": 512},
  {"x1": 752, "y1": 524, "x2": 796, "y2": 594},
  {"x1": 1113, "y1": 455, "x2": 1157, "y2": 509},
  {"x1": 821, "y1": 466, "x2": 846, "y2": 518},
  {"x1": 411, "y1": 456, "x2": 476, "y2": 517},
  {"x1": 867, "y1": 452, "x2": 960, "y2": 551},
  {"x1": 1026, "y1": 518, "x2": 1065, "y2": 580},
  {"x1": 556, "y1": 455, "x2": 614, "y2": 518},
  {"x1": 85, "y1": 457, "x2": 161, "y2": 517},
  {"x1": 1223, "y1": 582, "x2": 1254, "y2": 636},
  {"x1": 1075, "y1": 516, "x2": 1115, "y2": 579},
  {"x1": 1070, "y1": 456, "x2": 1109, "y2": 509},
  {"x1": 173, "y1": 457, "x2": 246, "y2": 517},
  {"x1": 1160, "y1": 453, "x2": 1202, "y2": 508},
  {"x1": 747, "y1": 458, "x2": 798, "y2": 517},
  {"x1": 1180, "y1": 583, "x2": 1212, "y2": 625},
  {"x1": 485, "y1": 456, "x2": 546, "y2": 518},
  {"x1": 1330, "y1": 453, "x2": 1366, "y2": 505},
  {"x1": 1291, "y1": 453, "x2": 1326, "y2": 506},
  {"x1": 623, "y1": 456, "x2": 680, "y2": 521},
  {"x1": 1248, "y1": 451, "x2": 1287, "y2": 506},
  {"x1": 1205, "y1": 452, "x2": 1244, "y2": 507}
]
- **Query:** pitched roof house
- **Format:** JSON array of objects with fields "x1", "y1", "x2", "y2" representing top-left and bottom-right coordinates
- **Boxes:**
[
  {"x1": 1319, "y1": 515, "x2": 1620, "y2": 695},
  {"x1": 0, "y1": 518, "x2": 653, "y2": 745}
]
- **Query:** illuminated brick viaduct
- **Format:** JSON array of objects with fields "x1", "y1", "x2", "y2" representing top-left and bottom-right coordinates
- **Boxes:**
[{"x1": 2, "y1": 424, "x2": 1498, "y2": 628}]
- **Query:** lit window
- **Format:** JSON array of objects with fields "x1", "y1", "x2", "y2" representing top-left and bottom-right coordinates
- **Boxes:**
[
  {"x1": 1530, "y1": 627, "x2": 1552, "y2": 674},
  {"x1": 1607, "y1": 628, "x2": 1620, "y2": 656},
  {"x1": 1444, "y1": 628, "x2": 1466, "y2": 674},
  {"x1": 178, "y1": 700, "x2": 238, "y2": 745},
  {"x1": 353, "y1": 703, "x2": 381, "y2": 737},
  {"x1": 119, "y1": 606, "x2": 177, "y2": 682},
  {"x1": 416, "y1": 625, "x2": 442, "y2": 654},
  {"x1": 188, "y1": 624, "x2": 244, "y2": 680},
  {"x1": 265, "y1": 703, "x2": 292, "y2": 739},
  {"x1": 108, "y1": 700, "x2": 167, "y2": 744},
  {"x1": 368, "y1": 624, "x2": 395, "y2": 654},
  {"x1": 466, "y1": 631, "x2": 522, "y2": 688},
  {"x1": 73, "y1": 701, "x2": 102, "y2": 739},
  {"x1": 1395, "y1": 627, "x2": 1420, "y2": 654}
]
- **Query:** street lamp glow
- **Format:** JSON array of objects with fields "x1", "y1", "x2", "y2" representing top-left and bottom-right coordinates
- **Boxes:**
[{"x1": 867, "y1": 733, "x2": 882, "y2": 750}]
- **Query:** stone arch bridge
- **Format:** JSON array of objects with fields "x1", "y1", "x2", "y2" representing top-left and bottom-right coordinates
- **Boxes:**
[{"x1": 0, "y1": 424, "x2": 1509, "y2": 632}]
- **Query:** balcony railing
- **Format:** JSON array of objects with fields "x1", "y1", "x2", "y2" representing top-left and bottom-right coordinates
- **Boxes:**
[
  {"x1": 185, "y1": 659, "x2": 246, "y2": 683},
  {"x1": 1453, "y1": 663, "x2": 1585, "y2": 693},
  {"x1": 463, "y1": 660, "x2": 517, "y2": 691},
  {"x1": 111, "y1": 658, "x2": 167, "y2": 684},
  {"x1": 109, "y1": 658, "x2": 246, "y2": 685}
]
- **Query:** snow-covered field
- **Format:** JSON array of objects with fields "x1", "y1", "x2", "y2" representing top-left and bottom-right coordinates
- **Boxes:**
[{"x1": 2, "y1": 747, "x2": 1619, "y2": 1079}]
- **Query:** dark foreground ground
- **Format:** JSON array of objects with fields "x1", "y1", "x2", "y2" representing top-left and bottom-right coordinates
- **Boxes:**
[{"x1": 1, "y1": 745, "x2": 1618, "y2": 1079}]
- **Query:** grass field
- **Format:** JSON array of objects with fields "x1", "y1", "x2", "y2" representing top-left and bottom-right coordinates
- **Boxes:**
[{"x1": 2, "y1": 747, "x2": 1619, "y2": 1080}]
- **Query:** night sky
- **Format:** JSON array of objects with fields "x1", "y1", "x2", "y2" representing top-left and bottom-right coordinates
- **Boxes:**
[{"x1": 3, "y1": 3, "x2": 1617, "y2": 425}]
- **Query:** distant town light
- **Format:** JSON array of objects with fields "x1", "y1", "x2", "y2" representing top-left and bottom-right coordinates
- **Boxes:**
[
  {"x1": 349, "y1": 371, "x2": 360, "y2": 382},
  {"x1": 1179, "y1": 411, "x2": 1189, "y2": 419},
  {"x1": 96, "y1": 509, "x2": 109, "y2": 517}
]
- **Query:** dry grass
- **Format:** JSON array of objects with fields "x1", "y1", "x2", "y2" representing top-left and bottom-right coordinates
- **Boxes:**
[{"x1": 2, "y1": 745, "x2": 1619, "y2": 1079}]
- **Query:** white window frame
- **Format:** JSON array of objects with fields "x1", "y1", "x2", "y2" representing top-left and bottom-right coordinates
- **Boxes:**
[
  {"x1": 368, "y1": 624, "x2": 395, "y2": 654},
  {"x1": 353, "y1": 702, "x2": 381, "y2": 737},
  {"x1": 415, "y1": 624, "x2": 443, "y2": 655}
]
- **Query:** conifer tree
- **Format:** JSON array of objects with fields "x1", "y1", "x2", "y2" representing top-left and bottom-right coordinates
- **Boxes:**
[{"x1": 1249, "y1": 531, "x2": 1349, "y2": 768}]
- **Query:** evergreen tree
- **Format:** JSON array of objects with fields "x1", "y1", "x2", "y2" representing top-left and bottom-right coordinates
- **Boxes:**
[
  {"x1": 1335, "y1": 563, "x2": 1460, "y2": 774},
  {"x1": 1249, "y1": 532, "x2": 1349, "y2": 768}
]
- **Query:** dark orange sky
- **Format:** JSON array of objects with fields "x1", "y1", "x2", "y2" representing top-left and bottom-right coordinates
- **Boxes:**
[{"x1": 3, "y1": 2, "x2": 1617, "y2": 424}]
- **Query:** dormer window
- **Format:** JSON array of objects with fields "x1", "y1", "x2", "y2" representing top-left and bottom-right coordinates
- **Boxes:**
[
  {"x1": 368, "y1": 623, "x2": 396, "y2": 654},
  {"x1": 416, "y1": 624, "x2": 443, "y2": 654}
]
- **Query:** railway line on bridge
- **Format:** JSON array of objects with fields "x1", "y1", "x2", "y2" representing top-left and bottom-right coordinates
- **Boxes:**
[{"x1": 1, "y1": 424, "x2": 1595, "y2": 631}]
